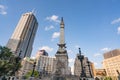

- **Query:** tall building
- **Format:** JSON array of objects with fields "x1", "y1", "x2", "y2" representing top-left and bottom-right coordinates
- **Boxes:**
[
  {"x1": 6, "y1": 12, "x2": 38, "y2": 58},
  {"x1": 54, "y1": 17, "x2": 69, "y2": 76},
  {"x1": 35, "y1": 49, "x2": 48, "y2": 57},
  {"x1": 91, "y1": 62, "x2": 96, "y2": 77},
  {"x1": 74, "y1": 53, "x2": 94, "y2": 78},
  {"x1": 102, "y1": 49, "x2": 120, "y2": 77},
  {"x1": 35, "y1": 50, "x2": 56, "y2": 74}
]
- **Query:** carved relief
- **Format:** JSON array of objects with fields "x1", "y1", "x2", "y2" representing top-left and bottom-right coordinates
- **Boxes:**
[
  {"x1": 55, "y1": 59, "x2": 65, "y2": 75},
  {"x1": 57, "y1": 59, "x2": 65, "y2": 68}
]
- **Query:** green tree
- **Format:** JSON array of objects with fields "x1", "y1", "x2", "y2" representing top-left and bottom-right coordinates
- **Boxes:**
[
  {"x1": 0, "y1": 46, "x2": 13, "y2": 60},
  {"x1": 104, "y1": 76, "x2": 112, "y2": 80},
  {"x1": 0, "y1": 46, "x2": 22, "y2": 77},
  {"x1": 24, "y1": 70, "x2": 39, "y2": 79}
]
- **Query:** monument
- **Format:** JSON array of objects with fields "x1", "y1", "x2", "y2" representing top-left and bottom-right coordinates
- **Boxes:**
[
  {"x1": 78, "y1": 48, "x2": 86, "y2": 80},
  {"x1": 53, "y1": 17, "x2": 69, "y2": 80},
  {"x1": 41, "y1": 18, "x2": 79, "y2": 80}
]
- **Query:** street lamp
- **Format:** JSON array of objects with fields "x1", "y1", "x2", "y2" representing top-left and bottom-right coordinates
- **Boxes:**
[
  {"x1": 83, "y1": 66, "x2": 86, "y2": 76},
  {"x1": 87, "y1": 61, "x2": 93, "y2": 78},
  {"x1": 9, "y1": 50, "x2": 22, "y2": 80},
  {"x1": 78, "y1": 48, "x2": 86, "y2": 79},
  {"x1": 15, "y1": 50, "x2": 22, "y2": 69},
  {"x1": 12, "y1": 51, "x2": 22, "y2": 75},
  {"x1": 31, "y1": 61, "x2": 36, "y2": 77},
  {"x1": 116, "y1": 70, "x2": 120, "y2": 80}
]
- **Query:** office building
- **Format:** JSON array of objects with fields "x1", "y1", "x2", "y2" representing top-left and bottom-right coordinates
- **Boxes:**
[
  {"x1": 35, "y1": 50, "x2": 56, "y2": 74},
  {"x1": 103, "y1": 49, "x2": 120, "y2": 77},
  {"x1": 91, "y1": 62, "x2": 96, "y2": 77},
  {"x1": 6, "y1": 12, "x2": 38, "y2": 58},
  {"x1": 35, "y1": 49, "x2": 48, "y2": 57}
]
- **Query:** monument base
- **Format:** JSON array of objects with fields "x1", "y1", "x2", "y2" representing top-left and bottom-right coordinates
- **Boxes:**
[
  {"x1": 40, "y1": 74, "x2": 79, "y2": 80},
  {"x1": 79, "y1": 78, "x2": 95, "y2": 80},
  {"x1": 52, "y1": 75, "x2": 66, "y2": 80}
]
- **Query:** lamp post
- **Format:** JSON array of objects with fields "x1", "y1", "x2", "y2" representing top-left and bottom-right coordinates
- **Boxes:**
[
  {"x1": 15, "y1": 50, "x2": 22, "y2": 74},
  {"x1": 12, "y1": 51, "x2": 22, "y2": 75},
  {"x1": 78, "y1": 48, "x2": 86, "y2": 79},
  {"x1": 15, "y1": 50, "x2": 22, "y2": 69},
  {"x1": 116, "y1": 70, "x2": 120, "y2": 80},
  {"x1": 31, "y1": 61, "x2": 36, "y2": 77},
  {"x1": 83, "y1": 66, "x2": 86, "y2": 76},
  {"x1": 9, "y1": 50, "x2": 22, "y2": 80},
  {"x1": 87, "y1": 61, "x2": 93, "y2": 78}
]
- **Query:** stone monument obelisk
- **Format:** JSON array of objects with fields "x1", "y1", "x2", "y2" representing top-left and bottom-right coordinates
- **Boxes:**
[{"x1": 53, "y1": 17, "x2": 69, "y2": 80}]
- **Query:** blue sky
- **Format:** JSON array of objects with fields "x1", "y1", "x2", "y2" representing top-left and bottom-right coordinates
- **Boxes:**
[{"x1": 0, "y1": 0, "x2": 120, "y2": 72}]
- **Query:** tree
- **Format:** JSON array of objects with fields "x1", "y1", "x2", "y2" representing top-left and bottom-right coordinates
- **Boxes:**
[
  {"x1": 0, "y1": 46, "x2": 13, "y2": 60},
  {"x1": 104, "y1": 76, "x2": 112, "y2": 80},
  {"x1": 24, "y1": 70, "x2": 39, "y2": 79},
  {"x1": 0, "y1": 45, "x2": 22, "y2": 77}
]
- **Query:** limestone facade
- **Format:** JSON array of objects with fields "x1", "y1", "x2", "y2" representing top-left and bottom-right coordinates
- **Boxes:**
[{"x1": 103, "y1": 49, "x2": 120, "y2": 77}]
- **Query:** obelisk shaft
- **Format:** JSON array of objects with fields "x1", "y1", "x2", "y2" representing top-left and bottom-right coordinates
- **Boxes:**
[
  {"x1": 60, "y1": 17, "x2": 65, "y2": 45},
  {"x1": 57, "y1": 17, "x2": 67, "y2": 54}
]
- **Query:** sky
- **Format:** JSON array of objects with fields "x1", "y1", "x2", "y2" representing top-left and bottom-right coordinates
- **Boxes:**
[{"x1": 0, "y1": 0, "x2": 120, "y2": 73}]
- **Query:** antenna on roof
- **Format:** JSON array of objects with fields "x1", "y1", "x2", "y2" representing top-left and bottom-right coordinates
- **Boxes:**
[
  {"x1": 32, "y1": 8, "x2": 35, "y2": 14},
  {"x1": 31, "y1": 8, "x2": 37, "y2": 16}
]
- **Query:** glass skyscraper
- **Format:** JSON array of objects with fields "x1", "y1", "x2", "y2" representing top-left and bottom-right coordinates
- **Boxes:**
[{"x1": 6, "y1": 12, "x2": 38, "y2": 58}]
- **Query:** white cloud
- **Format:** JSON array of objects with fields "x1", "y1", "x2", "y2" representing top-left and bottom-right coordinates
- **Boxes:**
[
  {"x1": 52, "y1": 32, "x2": 60, "y2": 39},
  {"x1": 39, "y1": 46, "x2": 53, "y2": 52},
  {"x1": 94, "y1": 62, "x2": 98, "y2": 66},
  {"x1": 94, "y1": 53, "x2": 101, "y2": 57},
  {"x1": 46, "y1": 15, "x2": 60, "y2": 23},
  {"x1": 45, "y1": 25, "x2": 54, "y2": 31},
  {"x1": 0, "y1": 5, "x2": 7, "y2": 15},
  {"x1": 101, "y1": 47, "x2": 111, "y2": 52},
  {"x1": 75, "y1": 45, "x2": 80, "y2": 49},
  {"x1": 67, "y1": 50, "x2": 73, "y2": 54},
  {"x1": 117, "y1": 27, "x2": 120, "y2": 34},
  {"x1": 111, "y1": 18, "x2": 120, "y2": 24},
  {"x1": 68, "y1": 58, "x2": 74, "y2": 63}
]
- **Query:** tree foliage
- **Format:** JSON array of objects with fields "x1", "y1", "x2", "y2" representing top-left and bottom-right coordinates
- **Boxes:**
[
  {"x1": 0, "y1": 45, "x2": 22, "y2": 76},
  {"x1": 24, "y1": 70, "x2": 39, "y2": 79},
  {"x1": 104, "y1": 76, "x2": 112, "y2": 80}
]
